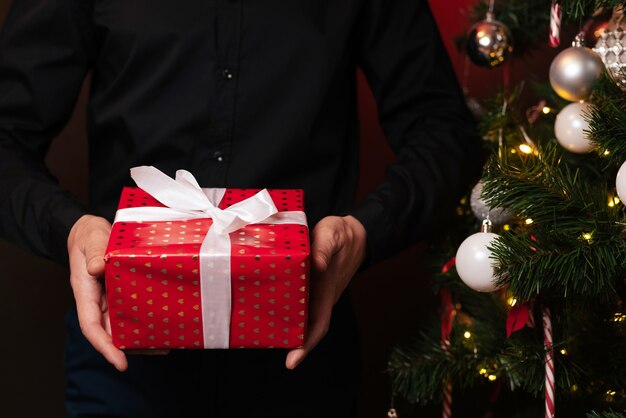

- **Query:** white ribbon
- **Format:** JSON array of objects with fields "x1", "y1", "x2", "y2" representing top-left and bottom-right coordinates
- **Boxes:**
[{"x1": 112, "y1": 166, "x2": 307, "y2": 348}]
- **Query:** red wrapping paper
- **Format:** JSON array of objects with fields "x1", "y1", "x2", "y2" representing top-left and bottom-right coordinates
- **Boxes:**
[{"x1": 104, "y1": 187, "x2": 310, "y2": 349}]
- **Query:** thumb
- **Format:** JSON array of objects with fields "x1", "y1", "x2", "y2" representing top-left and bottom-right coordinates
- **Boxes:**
[
  {"x1": 311, "y1": 221, "x2": 341, "y2": 273},
  {"x1": 69, "y1": 215, "x2": 112, "y2": 277},
  {"x1": 85, "y1": 234, "x2": 109, "y2": 277},
  {"x1": 84, "y1": 228, "x2": 111, "y2": 277},
  {"x1": 86, "y1": 250, "x2": 107, "y2": 277}
]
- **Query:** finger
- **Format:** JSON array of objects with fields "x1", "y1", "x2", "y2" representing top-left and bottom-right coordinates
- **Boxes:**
[
  {"x1": 70, "y1": 256, "x2": 127, "y2": 371},
  {"x1": 80, "y1": 309, "x2": 129, "y2": 372},
  {"x1": 74, "y1": 292, "x2": 128, "y2": 371},
  {"x1": 285, "y1": 288, "x2": 333, "y2": 369},
  {"x1": 284, "y1": 308, "x2": 331, "y2": 369},
  {"x1": 85, "y1": 231, "x2": 110, "y2": 277},
  {"x1": 73, "y1": 276, "x2": 128, "y2": 371},
  {"x1": 103, "y1": 308, "x2": 113, "y2": 335},
  {"x1": 311, "y1": 219, "x2": 342, "y2": 273}
]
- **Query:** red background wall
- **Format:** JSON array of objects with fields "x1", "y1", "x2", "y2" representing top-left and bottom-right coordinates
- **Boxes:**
[{"x1": 0, "y1": 1, "x2": 555, "y2": 417}]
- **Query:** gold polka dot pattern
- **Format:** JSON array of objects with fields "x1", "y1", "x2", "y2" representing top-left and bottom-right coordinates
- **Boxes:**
[{"x1": 104, "y1": 187, "x2": 310, "y2": 349}]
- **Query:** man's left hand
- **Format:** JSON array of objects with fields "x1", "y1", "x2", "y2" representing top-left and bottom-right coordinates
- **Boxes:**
[{"x1": 285, "y1": 215, "x2": 366, "y2": 369}]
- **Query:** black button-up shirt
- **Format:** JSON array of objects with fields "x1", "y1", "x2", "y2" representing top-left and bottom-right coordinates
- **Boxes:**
[{"x1": 0, "y1": 0, "x2": 481, "y2": 266}]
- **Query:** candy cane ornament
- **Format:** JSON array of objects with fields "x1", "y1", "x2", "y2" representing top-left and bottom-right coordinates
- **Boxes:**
[
  {"x1": 442, "y1": 376, "x2": 453, "y2": 418},
  {"x1": 549, "y1": 2, "x2": 561, "y2": 47},
  {"x1": 439, "y1": 276, "x2": 456, "y2": 418},
  {"x1": 543, "y1": 307, "x2": 555, "y2": 418}
]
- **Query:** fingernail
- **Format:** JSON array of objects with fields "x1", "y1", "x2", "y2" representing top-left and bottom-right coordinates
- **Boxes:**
[
  {"x1": 291, "y1": 356, "x2": 303, "y2": 370},
  {"x1": 315, "y1": 256, "x2": 328, "y2": 272},
  {"x1": 285, "y1": 356, "x2": 298, "y2": 370}
]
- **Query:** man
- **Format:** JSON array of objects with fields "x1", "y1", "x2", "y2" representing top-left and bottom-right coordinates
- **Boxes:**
[{"x1": 0, "y1": 0, "x2": 481, "y2": 417}]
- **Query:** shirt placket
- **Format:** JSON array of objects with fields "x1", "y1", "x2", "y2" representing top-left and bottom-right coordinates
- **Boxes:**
[{"x1": 208, "y1": 0, "x2": 242, "y2": 185}]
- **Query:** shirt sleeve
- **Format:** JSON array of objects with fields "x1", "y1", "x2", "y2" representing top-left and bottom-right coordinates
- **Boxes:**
[
  {"x1": 0, "y1": 0, "x2": 95, "y2": 265},
  {"x1": 348, "y1": 0, "x2": 483, "y2": 265}
]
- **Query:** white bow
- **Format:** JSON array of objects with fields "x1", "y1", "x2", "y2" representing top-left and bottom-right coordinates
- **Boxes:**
[{"x1": 126, "y1": 166, "x2": 279, "y2": 234}]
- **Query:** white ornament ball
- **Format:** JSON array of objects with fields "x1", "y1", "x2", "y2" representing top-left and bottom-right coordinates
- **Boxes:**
[
  {"x1": 455, "y1": 231, "x2": 501, "y2": 292},
  {"x1": 470, "y1": 181, "x2": 512, "y2": 225},
  {"x1": 554, "y1": 102, "x2": 595, "y2": 154},
  {"x1": 616, "y1": 161, "x2": 626, "y2": 204},
  {"x1": 549, "y1": 43, "x2": 603, "y2": 101}
]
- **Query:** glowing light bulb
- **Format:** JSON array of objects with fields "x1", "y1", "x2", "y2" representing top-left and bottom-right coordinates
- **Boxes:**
[
  {"x1": 463, "y1": 331, "x2": 472, "y2": 339},
  {"x1": 607, "y1": 195, "x2": 620, "y2": 207},
  {"x1": 525, "y1": 218, "x2": 534, "y2": 225},
  {"x1": 507, "y1": 297, "x2": 517, "y2": 307},
  {"x1": 542, "y1": 106, "x2": 551, "y2": 114},
  {"x1": 560, "y1": 348, "x2": 568, "y2": 355},
  {"x1": 519, "y1": 144, "x2": 533, "y2": 154},
  {"x1": 582, "y1": 232, "x2": 593, "y2": 241},
  {"x1": 488, "y1": 375, "x2": 497, "y2": 381}
]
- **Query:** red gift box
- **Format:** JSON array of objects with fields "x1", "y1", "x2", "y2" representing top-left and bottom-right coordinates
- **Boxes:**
[{"x1": 104, "y1": 168, "x2": 310, "y2": 350}]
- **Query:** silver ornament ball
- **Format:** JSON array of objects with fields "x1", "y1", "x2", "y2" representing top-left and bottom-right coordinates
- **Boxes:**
[
  {"x1": 549, "y1": 35, "x2": 603, "y2": 101},
  {"x1": 466, "y1": 13, "x2": 513, "y2": 69},
  {"x1": 554, "y1": 102, "x2": 595, "y2": 154},
  {"x1": 470, "y1": 181, "x2": 512, "y2": 225}
]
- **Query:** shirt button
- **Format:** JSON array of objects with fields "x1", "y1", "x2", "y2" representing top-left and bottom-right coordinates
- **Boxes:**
[
  {"x1": 214, "y1": 151, "x2": 224, "y2": 162},
  {"x1": 221, "y1": 69, "x2": 233, "y2": 79}
]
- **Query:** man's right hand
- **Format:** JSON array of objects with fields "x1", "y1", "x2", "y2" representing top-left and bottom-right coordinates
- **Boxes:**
[{"x1": 67, "y1": 214, "x2": 128, "y2": 371}]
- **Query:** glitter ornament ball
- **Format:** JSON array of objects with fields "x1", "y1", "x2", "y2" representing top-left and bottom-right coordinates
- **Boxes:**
[
  {"x1": 456, "y1": 225, "x2": 501, "y2": 292},
  {"x1": 593, "y1": 29, "x2": 626, "y2": 90},
  {"x1": 470, "y1": 181, "x2": 512, "y2": 225},
  {"x1": 554, "y1": 102, "x2": 595, "y2": 154},
  {"x1": 466, "y1": 12, "x2": 513, "y2": 68},
  {"x1": 616, "y1": 161, "x2": 626, "y2": 204},
  {"x1": 549, "y1": 34, "x2": 603, "y2": 101}
]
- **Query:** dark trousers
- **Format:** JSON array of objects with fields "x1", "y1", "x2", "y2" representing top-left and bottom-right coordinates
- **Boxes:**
[{"x1": 64, "y1": 295, "x2": 359, "y2": 418}]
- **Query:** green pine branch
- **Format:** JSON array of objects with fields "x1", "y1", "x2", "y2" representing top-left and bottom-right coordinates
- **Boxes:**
[
  {"x1": 588, "y1": 411, "x2": 626, "y2": 418},
  {"x1": 481, "y1": 142, "x2": 626, "y2": 300},
  {"x1": 389, "y1": 293, "x2": 577, "y2": 403},
  {"x1": 558, "y1": 0, "x2": 626, "y2": 20},
  {"x1": 389, "y1": 276, "x2": 626, "y2": 406},
  {"x1": 588, "y1": 71, "x2": 626, "y2": 171}
]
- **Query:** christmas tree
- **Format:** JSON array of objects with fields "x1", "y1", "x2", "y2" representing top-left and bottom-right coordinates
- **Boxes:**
[{"x1": 388, "y1": 1, "x2": 626, "y2": 417}]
